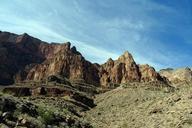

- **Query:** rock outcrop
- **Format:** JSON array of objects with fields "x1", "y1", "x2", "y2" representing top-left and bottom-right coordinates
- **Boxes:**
[
  {"x1": 0, "y1": 95, "x2": 93, "y2": 128},
  {"x1": 99, "y1": 52, "x2": 140, "y2": 86},
  {"x1": 99, "y1": 51, "x2": 164, "y2": 86},
  {"x1": 139, "y1": 64, "x2": 163, "y2": 82},
  {"x1": 24, "y1": 42, "x2": 100, "y2": 86},
  {"x1": 2, "y1": 86, "x2": 95, "y2": 108},
  {"x1": 159, "y1": 67, "x2": 192, "y2": 84},
  {"x1": 0, "y1": 32, "x2": 71, "y2": 85},
  {"x1": 0, "y1": 31, "x2": 165, "y2": 86}
]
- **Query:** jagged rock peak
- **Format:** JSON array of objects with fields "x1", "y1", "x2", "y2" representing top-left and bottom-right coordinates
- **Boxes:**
[
  {"x1": 105, "y1": 58, "x2": 114, "y2": 67},
  {"x1": 106, "y1": 58, "x2": 114, "y2": 63},
  {"x1": 123, "y1": 51, "x2": 133, "y2": 57},
  {"x1": 22, "y1": 33, "x2": 29, "y2": 36},
  {"x1": 118, "y1": 51, "x2": 134, "y2": 63},
  {"x1": 16, "y1": 33, "x2": 34, "y2": 43},
  {"x1": 0, "y1": 31, "x2": 166, "y2": 86},
  {"x1": 107, "y1": 58, "x2": 114, "y2": 62},
  {"x1": 71, "y1": 46, "x2": 81, "y2": 55},
  {"x1": 185, "y1": 67, "x2": 191, "y2": 71},
  {"x1": 65, "y1": 42, "x2": 71, "y2": 50}
]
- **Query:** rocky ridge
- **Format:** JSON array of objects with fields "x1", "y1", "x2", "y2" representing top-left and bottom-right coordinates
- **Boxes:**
[
  {"x1": 159, "y1": 67, "x2": 192, "y2": 84},
  {"x1": 99, "y1": 51, "x2": 164, "y2": 87},
  {"x1": 0, "y1": 31, "x2": 165, "y2": 86}
]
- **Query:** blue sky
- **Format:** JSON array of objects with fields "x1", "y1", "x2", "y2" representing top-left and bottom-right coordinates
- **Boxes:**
[{"x1": 0, "y1": 0, "x2": 192, "y2": 70}]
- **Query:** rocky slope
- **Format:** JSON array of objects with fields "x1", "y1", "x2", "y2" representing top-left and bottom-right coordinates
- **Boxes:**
[
  {"x1": 0, "y1": 93, "x2": 93, "y2": 128},
  {"x1": 84, "y1": 83, "x2": 192, "y2": 128},
  {"x1": 0, "y1": 31, "x2": 165, "y2": 86},
  {"x1": 159, "y1": 67, "x2": 192, "y2": 84}
]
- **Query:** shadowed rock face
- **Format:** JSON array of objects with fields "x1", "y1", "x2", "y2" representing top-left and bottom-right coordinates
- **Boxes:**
[
  {"x1": 0, "y1": 31, "x2": 165, "y2": 86},
  {"x1": 0, "y1": 32, "x2": 71, "y2": 85},
  {"x1": 0, "y1": 32, "x2": 43, "y2": 85}
]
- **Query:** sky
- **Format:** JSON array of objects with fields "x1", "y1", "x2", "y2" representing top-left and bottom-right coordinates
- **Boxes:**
[{"x1": 0, "y1": 0, "x2": 192, "y2": 70}]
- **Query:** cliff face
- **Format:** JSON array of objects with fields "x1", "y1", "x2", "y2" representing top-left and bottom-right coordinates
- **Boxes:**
[
  {"x1": 99, "y1": 52, "x2": 164, "y2": 86},
  {"x1": 0, "y1": 31, "x2": 165, "y2": 86},
  {"x1": 139, "y1": 64, "x2": 163, "y2": 82},
  {"x1": 99, "y1": 51, "x2": 140, "y2": 86},
  {"x1": 0, "y1": 32, "x2": 43, "y2": 85},
  {"x1": 24, "y1": 43, "x2": 100, "y2": 86},
  {"x1": 0, "y1": 32, "x2": 74, "y2": 85}
]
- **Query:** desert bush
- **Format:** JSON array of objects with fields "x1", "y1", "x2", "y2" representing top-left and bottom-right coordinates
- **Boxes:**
[{"x1": 37, "y1": 106, "x2": 55, "y2": 125}]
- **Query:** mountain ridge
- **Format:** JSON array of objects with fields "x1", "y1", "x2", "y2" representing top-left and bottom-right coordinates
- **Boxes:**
[{"x1": 0, "y1": 31, "x2": 165, "y2": 86}]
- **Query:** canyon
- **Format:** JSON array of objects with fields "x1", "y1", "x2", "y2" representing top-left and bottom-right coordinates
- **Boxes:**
[
  {"x1": 1, "y1": 31, "x2": 192, "y2": 128},
  {"x1": 0, "y1": 31, "x2": 165, "y2": 87}
]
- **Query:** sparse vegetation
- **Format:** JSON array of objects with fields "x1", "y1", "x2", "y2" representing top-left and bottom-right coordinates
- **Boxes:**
[
  {"x1": 0, "y1": 89, "x2": 93, "y2": 128},
  {"x1": 37, "y1": 105, "x2": 55, "y2": 125},
  {"x1": 84, "y1": 83, "x2": 192, "y2": 128}
]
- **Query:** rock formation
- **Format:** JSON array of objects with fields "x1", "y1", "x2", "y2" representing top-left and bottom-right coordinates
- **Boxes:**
[
  {"x1": 99, "y1": 51, "x2": 164, "y2": 86},
  {"x1": 139, "y1": 64, "x2": 163, "y2": 82},
  {"x1": 0, "y1": 32, "x2": 73, "y2": 85},
  {"x1": 24, "y1": 42, "x2": 100, "y2": 86},
  {"x1": 0, "y1": 31, "x2": 165, "y2": 86},
  {"x1": 159, "y1": 67, "x2": 192, "y2": 84}
]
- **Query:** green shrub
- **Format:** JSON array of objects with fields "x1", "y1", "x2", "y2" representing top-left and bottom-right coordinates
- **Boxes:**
[{"x1": 37, "y1": 106, "x2": 55, "y2": 125}]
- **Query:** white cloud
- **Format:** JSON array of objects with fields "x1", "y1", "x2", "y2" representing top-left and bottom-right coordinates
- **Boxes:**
[{"x1": 0, "y1": 0, "x2": 190, "y2": 70}]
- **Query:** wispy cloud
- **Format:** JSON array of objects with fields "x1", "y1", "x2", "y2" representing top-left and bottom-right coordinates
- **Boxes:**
[
  {"x1": 0, "y1": 0, "x2": 192, "y2": 70},
  {"x1": 0, "y1": 8, "x2": 119, "y2": 64}
]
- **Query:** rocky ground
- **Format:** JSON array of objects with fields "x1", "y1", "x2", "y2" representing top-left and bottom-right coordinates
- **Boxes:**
[
  {"x1": 0, "y1": 94, "x2": 93, "y2": 128},
  {"x1": 0, "y1": 76, "x2": 97, "y2": 128},
  {"x1": 84, "y1": 82, "x2": 192, "y2": 128},
  {"x1": 2, "y1": 79, "x2": 192, "y2": 128}
]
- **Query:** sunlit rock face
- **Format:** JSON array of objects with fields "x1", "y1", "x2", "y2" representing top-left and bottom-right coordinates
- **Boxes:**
[
  {"x1": 138, "y1": 64, "x2": 163, "y2": 82},
  {"x1": 25, "y1": 42, "x2": 100, "y2": 86},
  {"x1": 99, "y1": 51, "x2": 164, "y2": 87},
  {"x1": 0, "y1": 31, "x2": 165, "y2": 86},
  {"x1": 99, "y1": 51, "x2": 140, "y2": 86},
  {"x1": 159, "y1": 67, "x2": 192, "y2": 84}
]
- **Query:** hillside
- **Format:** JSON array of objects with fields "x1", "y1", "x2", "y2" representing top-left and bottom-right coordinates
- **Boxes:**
[
  {"x1": 84, "y1": 83, "x2": 192, "y2": 128},
  {"x1": 1, "y1": 31, "x2": 192, "y2": 128},
  {"x1": 159, "y1": 67, "x2": 192, "y2": 85}
]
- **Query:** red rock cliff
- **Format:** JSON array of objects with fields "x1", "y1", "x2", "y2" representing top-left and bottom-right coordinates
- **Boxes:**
[{"x1": 0, "y1": 31, "x2": 165, "y2": 86}]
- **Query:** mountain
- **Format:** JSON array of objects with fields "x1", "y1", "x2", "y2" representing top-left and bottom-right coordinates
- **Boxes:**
[
  {"x1": 0, "y1": 31, "x2": 165, "y2": 86},
  {"x1": 0, "y1": 31, "x2": 177, "y2": 128},
  {"x1": 0, "y1": 31, "x2": 72, "y2": 85},
  {"x1": 159, "y1": 67, "x2": 192, "y2": 84},
  {"x1": 99, "y1": 51, "x2": 164, "y2": 87},
  {"x1": 21, "y1": 42, "x2": 100, "y2": 86}
]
